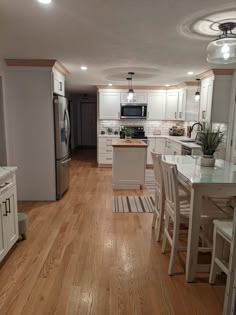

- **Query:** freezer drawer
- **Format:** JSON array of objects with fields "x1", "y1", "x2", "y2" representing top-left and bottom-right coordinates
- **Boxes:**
[{"x1": 56, "y1": 158, "x2": 70, "y2": 199}]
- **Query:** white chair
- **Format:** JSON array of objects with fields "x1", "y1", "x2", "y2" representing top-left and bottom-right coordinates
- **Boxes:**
[
  {"x1": 161, "y1": 159, "x2": 231, "y2": 276},
  {"x1": 209, "y1": 211, "x2": 236, "y2": 315},
  {"x1": 151, "y1": 151, "x2": 190, "y2": 242}
]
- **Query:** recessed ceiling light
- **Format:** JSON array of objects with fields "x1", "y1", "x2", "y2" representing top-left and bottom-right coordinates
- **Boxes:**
[
  {"x1": 81, "y1": 66, "x2": 87, "y2": 71},
  {"x1": 165, "y1": 84, "x2": 170, "y2": 87},
  {"x1": 108, "y1": 83, "x2": 113, "y2": 86},
  {"x1": 38, "y1": 0, "x2": 51, "y2": 4},
  {"x1": 188, "y1": 71, "x2": 194, "y2": 75}
]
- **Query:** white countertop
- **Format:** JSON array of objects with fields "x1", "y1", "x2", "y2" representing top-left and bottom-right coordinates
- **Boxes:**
[
  {"x1": 98, "y1": 134, "x2": 201, "y2": 149},
  {"x1": 163, "y1": 155, "x2": 236, "y2": 185},
  {"x1": 146, "y1": 135, "x2": 201, "y2": 149},
  {"x1": 0, "y1": 167, "x2": 18, "y2": 183}
]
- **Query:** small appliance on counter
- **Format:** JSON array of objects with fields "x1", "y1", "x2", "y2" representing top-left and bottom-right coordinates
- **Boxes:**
[
  {"x1": 169, "y1": 126, "x2": 184, "y2": 136},
  {"x1": 120, "y1": 126, "x2": 147, "y2": 139}
]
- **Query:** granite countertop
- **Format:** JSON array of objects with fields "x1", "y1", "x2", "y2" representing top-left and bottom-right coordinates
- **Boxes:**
[
  {"x1": 112, "y1": 139, "x2": 148, "y2": 147},
  {"x1": 0, "y1": 167, "x2": 18, "y2": 183}
]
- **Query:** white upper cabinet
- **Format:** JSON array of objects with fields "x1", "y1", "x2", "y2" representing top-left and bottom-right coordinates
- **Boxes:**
[
  {"x1": 199, "y1": 74, "x2": 232, "y2": 123},
  {"x1": 147, "y1": 92, "x2": 165, "y2": 120},
  {"x1": 185, "y1": 88, "x2": 200, "y2": 122},
  {"x1": 53, "y1": 70, "x2": 65, "y2": 96},
  {"x1": 177, "y1": 89, "x2": 186, "y2": 120},
  {"x1": 99, "y1": 92, "x2": 121, "y2": 119},
  {"x1": 199, "y1": 77, "x2": 213, "y2": 122},
  {"x1": 120, "y1": 92, "x2": 148, "y2": 103},
  {"x1": 165, "y1": 91, "x2": 178, "y2": 120}
]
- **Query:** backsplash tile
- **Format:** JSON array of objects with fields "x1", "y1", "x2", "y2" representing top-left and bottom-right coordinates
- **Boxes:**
[{"x1": 98, "y1": 120, "x2": 195, "y2": 136}]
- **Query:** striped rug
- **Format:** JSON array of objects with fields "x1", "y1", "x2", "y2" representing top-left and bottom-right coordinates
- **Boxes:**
[
  {"x1": 113, "y1": 196, "x2": 155, "y2": 213},
  {"x1": 145, "y1": 169, "x2": 155, "y2": 193}
]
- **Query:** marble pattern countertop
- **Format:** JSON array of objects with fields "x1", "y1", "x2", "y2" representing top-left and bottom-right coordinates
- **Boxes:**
[
  {"x1": 146, "y1": 135, "x2": 201, "y2": 149},
  {"x1": 98, "y1": 134, "x2": 201, "y2": 149},
  {"x1": 0, "y1": 167, "x2": 18, "y2": 183},
  {"x1": 112, "y1": 139, "x2": 148, "y2": 147}
]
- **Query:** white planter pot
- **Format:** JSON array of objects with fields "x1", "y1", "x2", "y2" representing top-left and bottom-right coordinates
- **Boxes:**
[{"x1": 200, "y1": 155, "x2": 215, "y2": 167}]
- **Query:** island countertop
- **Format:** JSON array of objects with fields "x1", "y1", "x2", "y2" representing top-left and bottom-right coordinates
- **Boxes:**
[{"x1": 112, "y1": 139, "x2": 148, "y2": 147}]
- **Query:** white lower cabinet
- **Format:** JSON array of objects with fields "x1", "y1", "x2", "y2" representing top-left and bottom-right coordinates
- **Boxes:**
[
  {"x1": 98, "y1": 137, "x2": 117, "y2": 165},
  {"x1": 147, "y1": 138, "x2": 165, "y2": 165},
  {"x1": 0, "y1": 179, "x2": 19, "y2": 262},
  {"x1": 165, "y1": 140, "x2": 182, "y2": 155}
]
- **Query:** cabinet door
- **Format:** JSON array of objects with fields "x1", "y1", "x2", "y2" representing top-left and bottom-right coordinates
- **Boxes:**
[
  {"x1": 147, "y1": 92, "x2": 165, "y2": 120},
  {"x1": 4, "y1": 187, "x2": 19, "y2": 250},
  {"x1": 199, "y1": 78, "x2": 213, "y2": 122},
  {"x1": 121, "y1": 92, "x2": 147, "y2": 103},
  {"x1": 165, "y1": 91, "x2": 178, "y2": 120},
  {"x1": 155, "y1": 138, "x2": 165, "y2": 154},
  {"x1": 177, "y1": 90, "x2": 186, "y2": 120},
  {"x1": 99, "y1": 92, "x2": 120, "y2": 119},
  {"x1": 53, "y1": 73, "x2": 65, "y2": 96},
  {"x1": 147, "y1": 138, "x2": 156, "y2": 165},
  {"x1": 0, "y1": 198, "x2": 8, "y2": 262}
]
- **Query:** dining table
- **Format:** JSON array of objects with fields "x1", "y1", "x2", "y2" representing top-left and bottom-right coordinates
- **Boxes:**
[{"x1": 163, "y1": 155, "x2": 236, "y2": 283}]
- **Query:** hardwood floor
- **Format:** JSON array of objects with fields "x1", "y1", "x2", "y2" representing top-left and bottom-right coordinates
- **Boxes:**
[{"x1": 0, "y1": 149, "x2": 225, "y2": 315}]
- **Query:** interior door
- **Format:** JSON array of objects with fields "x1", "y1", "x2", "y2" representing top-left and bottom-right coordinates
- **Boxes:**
[
  {"x1": 54, "y1": 96, "x2": 69, "y2": 159},
  {"x1": 81, "y1": 102, "x2": 97, "y2": 146}
]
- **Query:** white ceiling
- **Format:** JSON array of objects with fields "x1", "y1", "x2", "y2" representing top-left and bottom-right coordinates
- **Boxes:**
[{"x1": 1, "y1": 0, "x2": 236, "y2": 92}]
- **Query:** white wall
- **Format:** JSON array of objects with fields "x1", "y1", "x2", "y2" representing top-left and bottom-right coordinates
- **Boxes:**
[
  {"x1": 4, "y1": 67, "x2": 56, "y2": 201},
  {"x1": 0, "y1": 76, "x2": 7, "y2": 165}
]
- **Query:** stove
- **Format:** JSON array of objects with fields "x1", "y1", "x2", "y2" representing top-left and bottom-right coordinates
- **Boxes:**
[{"x1": 120, "y1": 126, "x2": 147, "y2": 139}]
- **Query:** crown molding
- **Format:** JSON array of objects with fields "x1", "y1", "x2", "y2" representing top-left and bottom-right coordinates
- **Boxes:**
[
  {"x1": 5, "y1": 59, "x2": 69, "y2": 76},
  {"x1": 97, "y1": 81, "x2": 198, "y2": 90},
  {"x1": 197, "y1": 69, "x2": 234, "y2": 80}
]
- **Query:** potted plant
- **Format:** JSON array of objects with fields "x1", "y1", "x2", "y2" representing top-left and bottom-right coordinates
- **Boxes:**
[
  {"x1": 124, "y1": 127, "x2": 134, "y2": 140},
  {"x1": 107, "y1": 127, "x2": 113, "y2": 135},
  {"x1": 198, "y1": 127, "x2": 224, "y2": 167},
  {"x1": 101, "y1": 130, "x2": 105, "y2": 135}
]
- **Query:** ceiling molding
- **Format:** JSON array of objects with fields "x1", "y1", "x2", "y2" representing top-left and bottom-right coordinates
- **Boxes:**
[
  {"x1": 97, "y1": 81, "x2": 198, "y2": 90},
  {"x1": 5, "y1": 59, "x2": 69, "y2": 76},
  {"x1": 197, "y1": 69, "x2": 234, "y2": 80}
]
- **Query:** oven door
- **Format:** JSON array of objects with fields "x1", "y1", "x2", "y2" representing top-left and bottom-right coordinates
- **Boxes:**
[{"x1": 120, "y1": 104, "x2": 147, "y2": 119}]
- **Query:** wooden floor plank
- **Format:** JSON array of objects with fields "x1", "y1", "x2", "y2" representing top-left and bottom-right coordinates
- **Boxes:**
[{"x1": 0, "y1": 149, "x2": 226, "y2": 315}]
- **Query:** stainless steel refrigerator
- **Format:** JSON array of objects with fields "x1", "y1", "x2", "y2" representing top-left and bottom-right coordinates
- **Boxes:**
[{"x1": 53, "y1": 95, "x2": 71, "y2": 199}]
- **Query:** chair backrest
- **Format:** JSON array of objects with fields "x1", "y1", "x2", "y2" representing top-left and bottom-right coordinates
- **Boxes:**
[
  {"x1": 161, "y1": 159, "x2": 180, "y2": 219},
  {"x1": 151, "y1": 151, "x2": 164, "y2": 197}
]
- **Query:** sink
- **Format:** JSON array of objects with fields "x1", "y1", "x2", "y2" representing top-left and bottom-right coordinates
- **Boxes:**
[{"x1": 181, "y1": 140, "x2": 196, "y2": 143}]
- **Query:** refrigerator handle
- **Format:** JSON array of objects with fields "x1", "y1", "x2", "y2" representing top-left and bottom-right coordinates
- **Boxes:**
[{"x1": 65, "y1": 109, "x2": 71, "y2": 148}]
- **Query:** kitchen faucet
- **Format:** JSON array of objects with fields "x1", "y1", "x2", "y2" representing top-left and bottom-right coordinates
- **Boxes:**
[{"x1": 187, "y1": 122, "x2": 203, "y2": 138}]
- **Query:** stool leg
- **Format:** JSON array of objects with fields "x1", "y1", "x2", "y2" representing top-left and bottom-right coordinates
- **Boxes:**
[{"x1": 209, "y1": 227, "x2": 223, "y2": 284}]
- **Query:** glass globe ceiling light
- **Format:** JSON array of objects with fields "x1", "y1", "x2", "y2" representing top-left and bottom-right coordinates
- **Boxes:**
[
  {"x1": 194, "y1": 79, "x2": 201, "y2": 102},
  {"x1": 126, "y1": 72, "x2": 135, "y2": 102},
  {"x1": 207, "y1": 22, "x2": 236, "y2": 64}
]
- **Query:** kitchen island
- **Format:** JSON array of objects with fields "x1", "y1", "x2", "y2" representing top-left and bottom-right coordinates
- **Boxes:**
[{"x1": 112, "y1": 139, "x2": 148, "y2": 190}]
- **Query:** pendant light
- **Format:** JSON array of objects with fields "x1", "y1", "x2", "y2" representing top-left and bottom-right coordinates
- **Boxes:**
[
  {"x1": 194, "y1": 79, "x2": 201, "y2": 102},
  {"x1": 126, "y1": 72, "x2": 135, "y2": 102},
  {"x1": 207, "y1": 22, "x2": 236, "y2": 64}
]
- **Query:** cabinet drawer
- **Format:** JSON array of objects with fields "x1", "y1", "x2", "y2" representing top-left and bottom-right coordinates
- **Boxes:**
[
  {"x1": 0, "y1": 175, "x2": 16, "y2": 195},
  {"x1": 99, "y1": 156, "x2": 113, "y2": 164}
]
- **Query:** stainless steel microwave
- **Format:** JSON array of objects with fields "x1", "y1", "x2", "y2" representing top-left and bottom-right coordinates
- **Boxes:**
[{"x1": 120, "y1": 103, "x2": 147, "y2": 119}]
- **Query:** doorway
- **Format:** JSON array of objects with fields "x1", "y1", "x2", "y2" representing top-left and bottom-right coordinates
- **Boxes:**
[{"x1": 80, "y1": 101, "x2": 97, "y2": 147}]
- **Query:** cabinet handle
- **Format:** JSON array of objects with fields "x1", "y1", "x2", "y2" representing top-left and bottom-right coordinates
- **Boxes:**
[
  {"x1": 3, "y1": 201, "x2": 7, "y2": 216},
  {"x1": 6, "y1": 198, "x2": 11, "y2": 214},
  {"x1": 59, "y1": 82, "x2": 63, "y2": 91},
  {"x1": 202, "y1": 110, "x2": 206, "y2": 119},
  {"x1": 179, "y1": 112, "x2": 182, "y2": 118},
  {"x1": 148, "y1": 112, "x2": 150, "y2": 118},
  {"x1": 118, "y1": 112, "x2": 120, "y2": 118},
  {"x1": 174, "y1": 112, "x2": 177, "y2": 119}
]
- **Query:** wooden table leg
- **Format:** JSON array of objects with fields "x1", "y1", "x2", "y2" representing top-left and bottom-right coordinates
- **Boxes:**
[{"x1": 186, "y1": 186, "x2": 202, "y2": 282}]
